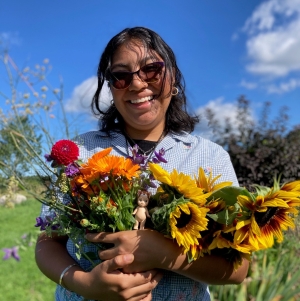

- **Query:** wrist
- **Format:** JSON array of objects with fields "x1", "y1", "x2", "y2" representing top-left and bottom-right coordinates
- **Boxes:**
[{"x1": 61, "y1": 265, "x2": 88, "y2": 294}]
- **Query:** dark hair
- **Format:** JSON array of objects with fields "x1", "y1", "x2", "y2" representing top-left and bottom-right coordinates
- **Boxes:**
[{"x1": 91, "y1": 27, "x2": 199, "y2": 134}]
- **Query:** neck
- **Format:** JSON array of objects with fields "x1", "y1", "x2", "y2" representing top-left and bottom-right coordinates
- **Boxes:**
[{"x1": 124, "y1": 126, "x2": 165, "y2": 141}]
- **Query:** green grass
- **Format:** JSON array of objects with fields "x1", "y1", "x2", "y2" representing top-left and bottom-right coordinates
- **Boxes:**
[{"x1": 0, "y1": 199, "x2": 56, "y2": 301}]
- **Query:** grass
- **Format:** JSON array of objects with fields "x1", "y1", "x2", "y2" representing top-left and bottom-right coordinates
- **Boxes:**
[{"x1": 0, "y1": 199, "x2": 56, "y2": 301}]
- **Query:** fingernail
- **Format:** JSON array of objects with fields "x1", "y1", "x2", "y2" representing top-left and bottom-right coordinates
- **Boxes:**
[{"x1": 124, "y1": 254, "x2": 133, "y2": 263}]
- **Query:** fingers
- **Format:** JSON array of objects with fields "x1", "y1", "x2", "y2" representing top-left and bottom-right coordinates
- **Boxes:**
[
  {"x1": 104, "y1": 254, "x2": 134, "y2": 273},
  {"x1": 85, "y1": 232, "x2": 116, "y2": 244},
  {"x1": 122, "y1": 270, "x2": 163, "y2": 301}
]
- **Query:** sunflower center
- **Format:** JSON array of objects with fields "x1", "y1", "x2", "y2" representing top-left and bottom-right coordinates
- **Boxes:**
[
  {"x1": 254, "y1": 207, "x2": 278, "y2": 227},
  {"x1": 176, "y1": 210, "x2": 192, "y2": 228}
]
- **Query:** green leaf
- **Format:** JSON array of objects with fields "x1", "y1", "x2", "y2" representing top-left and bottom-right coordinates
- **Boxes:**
[{"x1": 207, "y1": 186, "x2": 255, "y2": 204}]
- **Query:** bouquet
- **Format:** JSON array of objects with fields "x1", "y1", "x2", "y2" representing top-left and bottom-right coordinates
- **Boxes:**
[{"x1": 36, "y1": 139, "x2": 300, "y2": 269}]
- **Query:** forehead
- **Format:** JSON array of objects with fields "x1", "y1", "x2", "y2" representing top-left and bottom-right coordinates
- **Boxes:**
[{"x1": 111, "y1": 40, "x2": 161, "y2": 66}]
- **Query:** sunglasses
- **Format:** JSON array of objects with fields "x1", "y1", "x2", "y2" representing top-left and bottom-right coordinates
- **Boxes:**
[{"x1": 106, "y1": 61, "x2": 165, "y2": 90}]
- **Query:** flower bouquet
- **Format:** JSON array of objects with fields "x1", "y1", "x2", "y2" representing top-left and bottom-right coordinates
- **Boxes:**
[{"x1": 36, "y1": 139, "x2": 300, "y2": 269}]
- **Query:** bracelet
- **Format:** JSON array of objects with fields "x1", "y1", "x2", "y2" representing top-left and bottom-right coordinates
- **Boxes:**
[{"x1": 59, "y1": 263, "x2": 78, "y2": 287}]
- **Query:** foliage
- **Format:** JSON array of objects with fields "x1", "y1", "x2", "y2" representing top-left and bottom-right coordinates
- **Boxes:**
[
  {"x1": 206, "y1": 96, "x2": 300, "y2": 190},
  {"x1": 0, "y1": 199, "x2": 56, "y2": 300},
  {"x1": 0, "y1": 116, "x2": 42, "y2": 177}
]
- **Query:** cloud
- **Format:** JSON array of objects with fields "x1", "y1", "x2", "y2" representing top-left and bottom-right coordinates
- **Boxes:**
[
  {"x1": 266, "y1": 77, "x2": 300, "y2": 93},
  {"x1": 64, "y1": 76, "x2": 112, "y2": 115},
  {"x1": 240, "y1": 79, "x2": 258, "y2": 90},
  {"x1": 194, "y1": 97, "x2": 248, "y2": 139},
  {"x1": 0, "y1": 32, "x2": 21, "y2": 48},
  {"x1": 242, "y1": 0, "x2": 300, "y2": 77}
]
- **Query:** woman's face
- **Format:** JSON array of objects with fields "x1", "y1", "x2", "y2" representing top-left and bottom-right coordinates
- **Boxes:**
[{"x1": 109, "y1": 41, "x2": 172, "y2": 139}]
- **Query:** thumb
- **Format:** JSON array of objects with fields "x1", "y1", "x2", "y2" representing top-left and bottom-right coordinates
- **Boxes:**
[{"x1": 105, "y1": 254, "x2": 134, "y2": 273}]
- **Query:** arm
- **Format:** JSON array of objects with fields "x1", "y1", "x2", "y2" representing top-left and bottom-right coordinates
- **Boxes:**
[
  {"x1": 35, "y1": 232, "x2": 163, "y2": 301},
  {"x1": 86, "y1": 230, "x2": 249, "y2": 285}
]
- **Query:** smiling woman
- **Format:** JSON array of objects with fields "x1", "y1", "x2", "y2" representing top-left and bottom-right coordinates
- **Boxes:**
[{"x1": 35, "y1": 27, "x2": 249, "y2": 301}]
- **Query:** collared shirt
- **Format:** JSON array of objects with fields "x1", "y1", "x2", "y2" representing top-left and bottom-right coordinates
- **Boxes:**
[{"x1": 41, "y1": 130, "x2": 239, "y2": 301}]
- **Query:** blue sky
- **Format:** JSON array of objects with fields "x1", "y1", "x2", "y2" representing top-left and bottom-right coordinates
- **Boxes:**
[{"x1": 1, "y1": 0, "x2": 300, "y2": 138}]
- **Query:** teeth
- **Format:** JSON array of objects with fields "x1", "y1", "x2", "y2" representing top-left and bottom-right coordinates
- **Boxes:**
[{"x1": 130, "y1": 96, "x2": 154, "y2": 104}]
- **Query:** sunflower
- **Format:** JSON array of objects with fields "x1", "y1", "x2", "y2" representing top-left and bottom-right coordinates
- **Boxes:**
[
  {"x1": 169, "y1": 202, "x2": 209, "y2": 253},
  {"x1": 149, "y1": 163, "x2": 207, "y2": 205},
  {"x1": 281, "y1": 180, "x2": 300, "y2": 193},
  {"x1": 195, "y1": 167, "x2": 232, "y2": 194},
  {"x1": 234, "y1": 189, "x2": 300, "y2": 250},
  {"x1": 208, "y1": 229, "x2": 252, "y2": 270}
]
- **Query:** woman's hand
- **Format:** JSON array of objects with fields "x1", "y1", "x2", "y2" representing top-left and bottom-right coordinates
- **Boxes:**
[
  {"x1": 85, "y1": 230, "x2": 172, "y2": 273},
  {"x1": 85, "y1": 230, "x2": 249, "y2": 285},
  {"x1": 74, "y1": 253, "x2": 162, "y2": 301},
  {"x1": 35, "y1": 232, "x2": 162, "y2": 301}
]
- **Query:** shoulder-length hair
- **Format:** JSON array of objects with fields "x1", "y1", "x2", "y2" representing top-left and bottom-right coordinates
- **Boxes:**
[{"x1": 91, "y1": 27, "x2": 199, "y2": 134}]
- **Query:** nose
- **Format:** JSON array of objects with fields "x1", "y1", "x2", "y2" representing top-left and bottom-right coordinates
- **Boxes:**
[{"x1": 128, "y1": 73, "x2": 148, "y2": 91}]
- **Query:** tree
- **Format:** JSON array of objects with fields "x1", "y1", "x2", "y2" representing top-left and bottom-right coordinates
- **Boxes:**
[
  {"x1": 206, "y1": 96, "x2": 300, "y2": 189},
  {"x1": 0, "y1": 115, "x2": 42, "y2": 177}
]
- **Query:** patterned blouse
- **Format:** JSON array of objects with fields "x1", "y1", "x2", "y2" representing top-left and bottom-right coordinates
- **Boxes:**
[{"x1": 41, "y1": 130, "x2": 239, "y2": 301}]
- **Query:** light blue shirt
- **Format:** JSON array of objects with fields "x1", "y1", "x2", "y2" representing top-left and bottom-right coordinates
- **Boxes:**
[{"x1": 41, "y1": 130, "x2": 239, "y2": 301}]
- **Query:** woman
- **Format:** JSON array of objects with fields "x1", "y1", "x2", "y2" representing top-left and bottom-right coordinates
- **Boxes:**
[{"x1": 36, "y1": 27, "x2": 249, "y2": 301}]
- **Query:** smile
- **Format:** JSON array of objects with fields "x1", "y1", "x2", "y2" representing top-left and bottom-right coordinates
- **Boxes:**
[{"x1": 129, "y1": 95, "x2": 154, "y2": 104}]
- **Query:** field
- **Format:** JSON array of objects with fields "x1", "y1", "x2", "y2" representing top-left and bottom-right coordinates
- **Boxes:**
[
  {"x1": 0, "y1": 199, "x2": 56, "y2": 301},
  {"x1": 1, "y1": 198, "x2": 300, "y2": 301}
]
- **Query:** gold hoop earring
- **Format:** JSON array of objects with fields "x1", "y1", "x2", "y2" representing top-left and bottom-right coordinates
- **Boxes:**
[{"x1": 171, "y1": 87, "x2": 179, "y2": 96}]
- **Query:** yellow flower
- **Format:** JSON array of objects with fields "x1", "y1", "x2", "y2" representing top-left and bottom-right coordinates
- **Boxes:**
[
  {"x1": 195, "y1": 167, "x2": 232, "y2": 194},
  {"x1": 208, "y1": 230, "x2": 252, "y2": 270},
  {"x1": 149, "y1": 163, "x2": 207, "y2": 205},
  {"x1": 234, "y1": 189, "x2": 300, "y2": 250},
  {"x1": 169, "y1": 202, "x2": 209, "y2": 253},
  {"x1": 281, "y1": 180, "x2": 300, "y2": 193}
]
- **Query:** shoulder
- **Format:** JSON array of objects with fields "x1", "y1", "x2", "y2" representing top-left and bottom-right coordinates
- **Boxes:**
[
  {"x1": 170, "y1": 132, "x2": 228, "y2": 155},
  {"x1": 73, "y1": 130, "x2": 114, "y2": 160}
]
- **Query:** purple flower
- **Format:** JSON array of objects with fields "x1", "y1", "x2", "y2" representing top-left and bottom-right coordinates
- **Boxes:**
[
  {"x1": 35, "y1": 216, "x2": 60, "y2": 231},
  {"x1": 65, "y1": 163, "x2": 80, "y2": 177},
  {"x1": 152, "y1": 148, "x2": 167, "y2": 163},
  {"x1": 3, "y1": 247, "x2": 20, "y2": 261},
  {"x1": 128, "y1": 145, "x2": 147, "y2": 165},
  {"x1": 44, "y1": 154, "x2": 53, "y2": 162},
  {"x1": 35, "y1": 216, "x2": 50, "y2": 231}
]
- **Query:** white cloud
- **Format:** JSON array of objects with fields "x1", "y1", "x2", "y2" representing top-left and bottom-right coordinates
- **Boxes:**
[
  {"x1": 194, "y1": 97, "x2": 246, "y2": 139},
  {"x1": 266, "y1": 77, "x2": 300, "y2": 93},
  {"x1": 64, "y1": 76, "x2": 112, "y2": 115},
  {"x1": 0, "y1": 32, "x2": 21, "y2": 48},
  {"x1": 240, "y1": 79, "x2": 258, "y2": 90},
  {"x1": 242, "y1": 0, "x2": 300, "y2": 77}
]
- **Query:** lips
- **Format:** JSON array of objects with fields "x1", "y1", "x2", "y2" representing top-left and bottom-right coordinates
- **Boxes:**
[{"x1": 129, "y1": 95, "x2": 154, "y2": 104}]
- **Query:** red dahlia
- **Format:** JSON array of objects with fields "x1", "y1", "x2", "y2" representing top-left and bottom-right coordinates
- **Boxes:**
[{"x1": 50, "y1": 140, "x2": 79, "y2": 166}]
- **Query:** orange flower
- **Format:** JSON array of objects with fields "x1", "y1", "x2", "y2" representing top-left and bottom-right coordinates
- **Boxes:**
[{"x1": 81, "y1": 148, "x2": 140, "y2": 181}]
